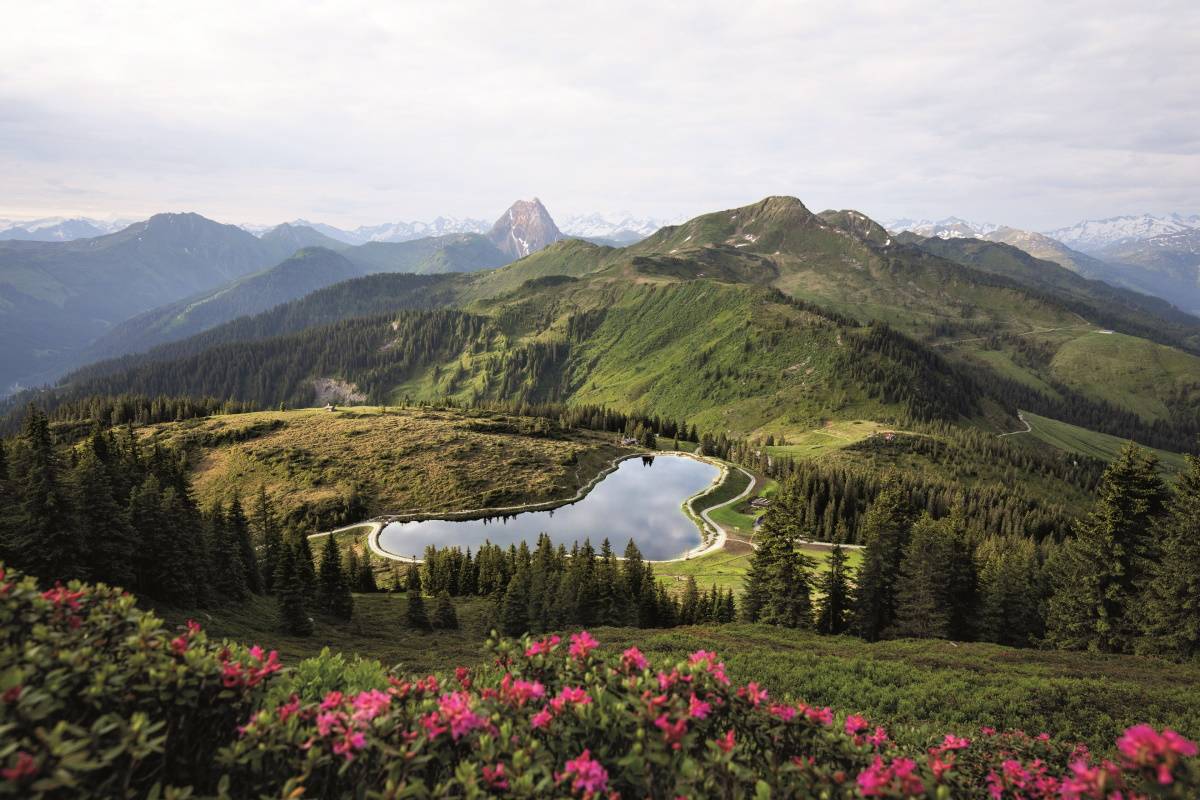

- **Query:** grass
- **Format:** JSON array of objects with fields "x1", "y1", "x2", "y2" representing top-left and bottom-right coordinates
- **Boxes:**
[
  {"x1": 1048, "y1": 330, "x2": 1200, "y2": 422},
  {"x1": 141, "y1": 406, "x2": 622, "y2": 524},
  {"x1": 655, "y1": 541, "x2": 863, "y2": 596},
  {"x1": 764, "y1": 420, "x2": 889, "y2": 460},
  {"x1": 598, "y1": 626, "x2": 1200, "y2": 751},
  {"x1": 1022, "y1": 410, "x2": 1188, "y2": 475}
]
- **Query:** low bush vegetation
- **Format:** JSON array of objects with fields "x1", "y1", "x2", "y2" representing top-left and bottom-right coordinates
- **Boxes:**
[{"x1": 3, "y1": 562, "x2": 1198, "y2": 798}]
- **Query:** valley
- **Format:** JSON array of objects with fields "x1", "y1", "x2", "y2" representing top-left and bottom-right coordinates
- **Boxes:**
[{"x1": 5, "y1": 193, "x2": 1200, "y2": 799}]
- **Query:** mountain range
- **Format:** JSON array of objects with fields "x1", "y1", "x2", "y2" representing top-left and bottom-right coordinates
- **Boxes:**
[
  {"x1": 24, "y1": 196, "x2": 1200, "y2": 468},
  {"x1": 0, "y1": 198, "x2": 582, "y2": 393},
  {"x1": 886, "y1": 213, "x2": 1200, "y2": 314},
  {"x1": 0, "y1": 216, "x2": 132, "y2": 241}
]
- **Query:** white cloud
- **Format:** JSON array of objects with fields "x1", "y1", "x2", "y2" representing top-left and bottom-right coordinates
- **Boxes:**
[{"x1": 0, "y1": 0, "x2": 1196, "y2": 229}]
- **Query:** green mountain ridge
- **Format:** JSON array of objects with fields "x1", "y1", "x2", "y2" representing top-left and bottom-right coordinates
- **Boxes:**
[{"x1": 17, "y1": 196, "x2": 1200, "y2": 459}]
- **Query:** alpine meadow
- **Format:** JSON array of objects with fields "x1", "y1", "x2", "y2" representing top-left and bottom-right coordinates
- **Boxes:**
[{"x1": 2, "y1": 3, "x2": 1199, "y2": 798}]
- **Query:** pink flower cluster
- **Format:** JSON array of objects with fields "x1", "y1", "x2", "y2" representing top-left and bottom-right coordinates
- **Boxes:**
[
  {"x1": 559, "y1": 748, "x2": 608, "y2": 796},
  {"x1": 533, "y1": 685, "x2": 593, "y2": 727},
  {"x1": 218, "y1": 644, "x2": 281, "y2": 689},
  {"x1": 857, "y1": 755, "x2": 924, "y2": 797},
  {"x1": 424, "y1": 691, "x2": 490, "y2": 741},
  {"x1": 620, "y1": 646, "x2": 648, "y2": 672},
  {"x1": 525, "y1": 634, "x2": 561, "y2": 657},
  {"x1": 569, "y1": 631, "x2": 599, "y2": 661},
  {"x1": 1117, "y1": 723, "x2": 1199, "y2": 784}
]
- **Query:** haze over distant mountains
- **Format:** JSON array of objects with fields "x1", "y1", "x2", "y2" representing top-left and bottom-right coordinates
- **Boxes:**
[{"x1": 886, "y1": 212, "x2": 1200, "y2": 315}]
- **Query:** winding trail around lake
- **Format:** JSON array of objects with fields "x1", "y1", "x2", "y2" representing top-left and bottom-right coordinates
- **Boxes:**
[{"x1": 318, "y1": 451, "x2": 756, "y2": 565}]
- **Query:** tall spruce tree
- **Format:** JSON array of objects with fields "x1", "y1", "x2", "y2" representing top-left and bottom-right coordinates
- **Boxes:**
[
  {"x1": 680, "y1": 576, "x2": 701, "y2": 624},
  {"x1": 816, "y1": 540, "x2": 853, "y2": 635},
  {"x1": 71, "y1": 447, "x2": 136, "y2": 589},
  {"x1": 293, "y1": 530, "x2": 318, "y2": 598},
  {"x1": 317, "y1": 534, "x2": 354, "y2": 620},
  {"x1": 252, "y1": 486, "x2": 282, "y2": 595},
  {"x1": 976, "y1": 535, "x2": 1043, "y2": 647},
  {"x1": 355, "y1": 548, "x2": 379, "y2": 593},
  {"x1": 275, "y1": 544, "x2": 313, "y2": 636},
  {"x1": 852, "y1": 479, "x2": 913, "y2": 641},
  {"x1": 742, "y1": 484, "x2": 816, "y2": 627},
  {"x1": 596, "y1": 539, "x2": 627, "y2": 626},
  {"x1": 207, "y1": 502, "x2": 248, "y2": 602},
  {"x1": 500, "y1": 562, "x2": 533, "y2": 636},
  {"x1": 405, "y1": 564, "x2": 430, "y2": 631},
  {"x1": 432, "y1": 590, "x2": 459, "y2": 630},
  {"x1": 889, "y1": 514, "x2": 954, "y2": 639},
  {"x1": 1135, "y1": 455, "x2": 1200, "y2": 660},
  {"x1": 16, "y1": 404, "x2": 83, "y2": 581},
  {"x1": 227, "y1": 495, "x2": 262, "y2": 594},
  {"x1": 1045, "y1": 444, "x2": 1168, "y2": 653}
]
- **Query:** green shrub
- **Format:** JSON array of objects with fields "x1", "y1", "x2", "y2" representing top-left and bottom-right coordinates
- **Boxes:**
[
  {"x1": 263, "y1": 647, "x2": 388, "y2": 709},
  {"x1": 0, "y1": 564, "x2": 280, "y2": 797}
]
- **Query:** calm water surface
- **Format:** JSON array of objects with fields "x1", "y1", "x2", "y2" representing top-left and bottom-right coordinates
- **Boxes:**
[{"x1": 377, "y1": 454, "x2": 720, "y2": 560}]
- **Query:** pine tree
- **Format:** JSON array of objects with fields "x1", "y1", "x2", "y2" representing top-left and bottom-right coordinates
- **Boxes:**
[
  {"x1": 816, "y1": 540, "x2": 853, "y2": 635},
  {"x1": 1136, "y1": 455, "x2": 1200, "y2": 660},
  {"x1": 719, "y1": 588, "x2": 737, "y2": 623},
  {"x1": 976, "y1": 535, "x2": 1042, "y2": 647},
  {"x1": 355, "y1": 548, "x2": 378, "y2": 593},
  {"x1": 72, "y1": 447, "x2": 137, "y2": 589},
  {"x1": 1046, "y1": 444, "x2": 1168, "y2": 653},
  {"x1": 293, "y1": 530, "x2": 318, "y2": 598},
  {"x1": 596, "y1": 538, "x2": 627, "y2": 626},
  {"x1": 317, "y1": 534, "x2": 354, "y2": 620},
  {"x1": 15, "y1": 405, "x2": 82, "y2": 581},
  {"x1": 852, "y1": 479, "x2": 913, "y2": 641},
  {"x1": 432, "y1": 590, "x2": 459, "y2": 630},
  {"x1": 252, "y1": 486, "x2": 282, "y2": 595},
  {"x1": 889, "y1": 515, "x2": 953, "y2": 639},
  {"x1": 275, "y1": 544, "x2": 313, "y2": 636},
  {"x1": 637, "y1": 568, "x2": 659, "y2": 627},
  {"x1": 500, "y1": 563, "x2": 533, "y2": 636},
  {"x1": 680, "y1": 576, "x2": 701, "y2": 624},
  {"x1": 405, "y1": 564, "x2": 430, "y2": 631},
  {"x1": 207, "y1": 502, "x2": 248, "y2": 602},
  {"x1": 227, "y1": 495, "x2": 262, "y2": 594}
]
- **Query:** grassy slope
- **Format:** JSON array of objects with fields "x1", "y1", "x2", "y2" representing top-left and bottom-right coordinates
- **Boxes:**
[
  {"x1": 141, "y1": 406, "x2": 623, "y2": 521},
  {"x1": 1049, "y1": 330, "x2": 1200, "y2": 422},
  {"x1": 1022, "y1": 410, "x2": 1188, "y2": 474}
]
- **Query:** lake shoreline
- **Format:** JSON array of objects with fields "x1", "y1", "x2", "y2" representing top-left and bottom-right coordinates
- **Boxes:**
[{"x1": 316, "y1": 450, "x2": 751, "y2": 565}]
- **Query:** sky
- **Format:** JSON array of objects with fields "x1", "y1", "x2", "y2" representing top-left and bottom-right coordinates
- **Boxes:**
[{"x1": 1, "y1": 1, "x2": 1197, "y2": 230}]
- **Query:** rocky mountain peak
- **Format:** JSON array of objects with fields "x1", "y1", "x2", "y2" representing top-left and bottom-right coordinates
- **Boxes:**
[{"x1": 487, "y1": 198, "x2": 564, "y2": 259}]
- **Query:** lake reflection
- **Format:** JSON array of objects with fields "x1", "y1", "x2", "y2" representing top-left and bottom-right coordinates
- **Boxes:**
[{"x1": 377, "y1": 454, "x2": 720, "y2": 561}]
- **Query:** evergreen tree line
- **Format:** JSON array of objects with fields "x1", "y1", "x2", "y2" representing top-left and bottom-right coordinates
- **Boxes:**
[
  {"x1": 0, "y1": 394, "x2": 257, "y2": 437},
  {"x1": 743, "y1": 445, "x2": 1200, "y2": 661},
  {"x1": 0, "y1": 404, "x2": 388, "y2": 638},
  {"x1": 744, "y1": 472, "x2": 1055, "y2": 649},
  {"x1": 742, "y1": 453, "x2": 1076, "y2": 544},
  {"x1": 416, "y1": 535, "x2": 736, "y2": 636}
]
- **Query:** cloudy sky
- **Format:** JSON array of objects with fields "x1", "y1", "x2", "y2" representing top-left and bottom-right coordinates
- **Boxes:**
[{"x1": 1, "y1": 1, "x2": 1196, "y2": 230}]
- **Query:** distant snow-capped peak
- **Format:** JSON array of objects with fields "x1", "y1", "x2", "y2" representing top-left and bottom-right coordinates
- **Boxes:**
[
  {"x1": 883, "y1": 217, "x2": 1001, "y2": 239},
  {"x1": 0, "y1": 216, "x2": 132, "y2": 241},
  {"x1": 1043, "y1": 214, "x2": 1199, "y2": 252},
  {"x1": 559, "y1": 212, "x2": 676, "y2": 241}
]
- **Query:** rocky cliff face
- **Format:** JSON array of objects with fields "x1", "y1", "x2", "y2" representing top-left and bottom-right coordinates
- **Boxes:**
[{"x1": 487, "y1": 198, "x2": 564, "y2": 259}]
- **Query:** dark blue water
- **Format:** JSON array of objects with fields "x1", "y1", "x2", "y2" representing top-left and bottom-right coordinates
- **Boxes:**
[{"x1": 377, "y1": 454, "x2": 720, "y2": 561}]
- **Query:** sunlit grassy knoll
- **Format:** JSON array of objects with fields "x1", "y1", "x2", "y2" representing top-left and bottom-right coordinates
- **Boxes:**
[
  {"x1": 763, "y1": 420, "x2": 890, "y2": 460},
  {"x1": 140, "y1": 405, "x2": 623, "y2": 526}
]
